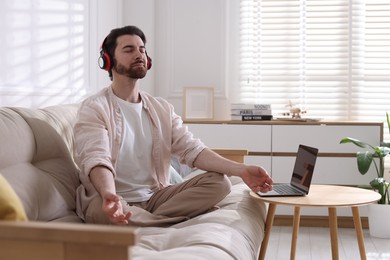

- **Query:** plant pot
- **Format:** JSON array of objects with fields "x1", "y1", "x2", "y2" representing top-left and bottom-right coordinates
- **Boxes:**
[{"x1": 368, "y1": 203, "x2": 390, "y2": 238}]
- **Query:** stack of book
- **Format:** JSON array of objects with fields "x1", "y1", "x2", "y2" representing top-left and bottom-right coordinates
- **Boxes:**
[{"x1": 230, "y1": 103, "x2": 273, "y2": 121}]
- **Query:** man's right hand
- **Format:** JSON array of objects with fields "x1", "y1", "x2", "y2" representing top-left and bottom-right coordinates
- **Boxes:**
[{"x1": 102, "y1": 193, "x2": 132, "y2": 225}]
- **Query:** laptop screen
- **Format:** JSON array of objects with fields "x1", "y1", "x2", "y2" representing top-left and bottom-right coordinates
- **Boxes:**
[{"x1": 290, "y1": 144, "x2": 319, "y2": 193}]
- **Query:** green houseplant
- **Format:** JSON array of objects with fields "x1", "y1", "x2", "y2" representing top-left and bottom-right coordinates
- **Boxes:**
[
  {"x1": 340, "y1": 113, "x2": 390, "y2": 238},
  {"x1": 339, "y1": 113, "x2": 390, "y2": 205}
]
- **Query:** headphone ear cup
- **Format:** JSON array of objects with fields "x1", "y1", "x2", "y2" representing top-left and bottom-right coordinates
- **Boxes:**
[
  {"x1": 147, "y1": 55, "x2": 152, "y2": 70},
  {"x1": 99, "y1": 51, "x2": 112, "y2": 71}
]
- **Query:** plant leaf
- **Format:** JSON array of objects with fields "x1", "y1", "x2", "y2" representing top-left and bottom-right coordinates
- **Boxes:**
[
  {"x1": 381, "y1": 142, "x2": 390, "y2": 148},
  {"x1": 387, "y1": 112, "x2": 390, "y2": 135},
  {"x1": 356, "y1": 151, "x2": 373, "y2": 175},
  {"x1": 339, "y1": 137, "x2": 370, "y2": 148},
  {"x1": 376, "y1": 146, "x2": 390, "y2": 158}
]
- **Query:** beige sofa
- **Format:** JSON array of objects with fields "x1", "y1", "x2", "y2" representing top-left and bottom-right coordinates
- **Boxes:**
[{"x1": 0, "y1": 104, "x2": 267, "y2": 260}]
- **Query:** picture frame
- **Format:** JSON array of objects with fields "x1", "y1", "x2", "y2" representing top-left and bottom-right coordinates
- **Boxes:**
[{"x1": 183, "y1": 87, "x2": 214, "y2": 121}]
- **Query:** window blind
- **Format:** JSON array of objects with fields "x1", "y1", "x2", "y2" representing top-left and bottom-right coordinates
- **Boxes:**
[
  {"x1": 240, "y1": 0, "x2": 390, "y2": 123},
  {"x1": 351, "y1": 0, "x2": 390, "y2": 121},
  {"x1": 0, "y1": 0, "x2": 91, "y2": 107}
]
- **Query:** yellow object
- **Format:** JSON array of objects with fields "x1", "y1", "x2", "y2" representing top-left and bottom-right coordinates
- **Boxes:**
[{"x1": 0, "y1": 175, "x2": 27, "y2": 221}]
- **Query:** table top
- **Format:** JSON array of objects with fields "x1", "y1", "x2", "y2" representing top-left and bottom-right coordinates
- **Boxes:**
[{"x1": 250, "y1": 184, "x2": 381, "y2": 207}]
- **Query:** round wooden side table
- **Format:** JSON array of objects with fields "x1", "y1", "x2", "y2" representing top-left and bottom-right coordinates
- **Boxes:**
[{"x1": 250, "y1": 184, "x2": 381, "y2": 260}]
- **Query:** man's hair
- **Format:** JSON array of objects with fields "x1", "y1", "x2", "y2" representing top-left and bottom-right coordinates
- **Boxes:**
[{"x1": 102, "y1": 25, "x2": 147, "y2": 80}]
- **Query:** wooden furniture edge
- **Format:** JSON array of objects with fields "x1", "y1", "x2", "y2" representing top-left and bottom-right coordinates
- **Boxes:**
[
  {"x1": 0, "y1": 221, "x2": 137, "y2": 244},
  {"x1": 213, "y1": 148, "x2": 248, "y2": 163},
  {"x1": 184, "y1": 120, "x2": 383, "y2": 127},
  {"x1": 0, "y1": 221, "x2": 137, "y2": 260},
  {"x1": 273, "y1": 215, "x2": 369, "y2": 229},
  {"x1": 248, "y1": 151, "x2": 363, "y2": 157}
]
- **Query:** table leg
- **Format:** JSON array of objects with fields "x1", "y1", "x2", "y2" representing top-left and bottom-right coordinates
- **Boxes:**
[
  {"x1": 258, "y1": 203, "x2": 276, "y2": 260},
  {"x1": 290, "y1": 207, "x2": 301, "y2": 260},
  {"x1": 351, "y1": 206, "x2": 367, "y2": 260},
  {"x1": 328, "y1": 207, "x2": 339, "y2": 260}
]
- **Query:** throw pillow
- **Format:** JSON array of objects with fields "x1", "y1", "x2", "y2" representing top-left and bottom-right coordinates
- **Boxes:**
[{"x1": 0, "y1": 174, "x2": 28, "y2": 221}]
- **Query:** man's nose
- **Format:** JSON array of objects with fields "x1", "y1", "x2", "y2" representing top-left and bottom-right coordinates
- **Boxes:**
[
  {"x1": 134, "y1": 52, "x2": 145, "y2": 62},
  {"x1": 135, "y1": 49, "x2": 145, "y2": 58}
]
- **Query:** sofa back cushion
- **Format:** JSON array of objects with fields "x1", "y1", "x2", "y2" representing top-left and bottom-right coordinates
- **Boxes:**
[
  {"x1": 0, "y1": 105, "x2": 81, "y2": 221},
  {"x1": 0, "y1": 108, "x2": 35, "y2": 168}
]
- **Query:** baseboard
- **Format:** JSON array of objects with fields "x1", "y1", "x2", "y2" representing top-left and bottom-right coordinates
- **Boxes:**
[{"x1": 274, "y1": 215, "x2": 369, "y2": 229}]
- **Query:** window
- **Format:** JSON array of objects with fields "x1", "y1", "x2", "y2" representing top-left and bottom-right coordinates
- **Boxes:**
[
  {"x1": 0, "y1": 0, "x2": 93, "y2": 107},
  {"x1": 240, "y1": 0, "x2": 390, "y2": 124}
]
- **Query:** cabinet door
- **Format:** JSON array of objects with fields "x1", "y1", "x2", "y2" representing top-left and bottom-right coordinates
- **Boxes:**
[
  {"x1": 245, "y1": 155, "x2": 272, "y2": 175},
  {"x1": 272, "y1": 125, "x2": 381, "y2": 152},
  {"x1": 185, "y1": 124, "x2": 272, "y2": 152}
]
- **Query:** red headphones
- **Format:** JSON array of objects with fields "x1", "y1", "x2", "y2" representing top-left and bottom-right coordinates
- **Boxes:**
[{"x1": 98, "y1": 37, "x2": 152, "y2": 71}]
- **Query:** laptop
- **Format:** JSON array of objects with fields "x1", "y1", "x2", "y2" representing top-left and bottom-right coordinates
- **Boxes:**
[{"x1": 257, "y1": 144, "x2": 319, "y2": 197}]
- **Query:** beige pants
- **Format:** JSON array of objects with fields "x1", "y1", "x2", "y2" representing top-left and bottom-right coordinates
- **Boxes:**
[{"x1": 85, "y1": 171, "x2": 231, "y2": 227}]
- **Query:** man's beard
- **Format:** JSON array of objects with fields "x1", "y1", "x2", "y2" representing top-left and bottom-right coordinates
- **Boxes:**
[{"x1": 114, "y1": 61, "x2": 147, "y2": 79}]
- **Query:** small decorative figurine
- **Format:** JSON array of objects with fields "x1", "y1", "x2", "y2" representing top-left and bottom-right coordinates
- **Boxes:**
[{"x1": 282, "y1": 100, "x2": 306, "y2": 119}]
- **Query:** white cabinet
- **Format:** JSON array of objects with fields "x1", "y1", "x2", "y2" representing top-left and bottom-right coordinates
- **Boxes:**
[
  {"x1": 272, "y1": 125, "x2": 380, "y2": 153},
  {"x1": 186, "y1": 123, "x2": 273, "y2": 173},
  {"x1": 271, "y1": 124, "x2": 382, "y2": 186},
  {"x1": 186, "y1": 124, "x2": 271, "y2": 151},
  {"x1": 185, "y1": 121, "x2": 383, "y2": 217}
]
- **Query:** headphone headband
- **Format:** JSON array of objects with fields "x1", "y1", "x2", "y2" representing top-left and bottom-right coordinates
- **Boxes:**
[{"x1": 98, "y1": 36, "x2": 152, "y2": 71}]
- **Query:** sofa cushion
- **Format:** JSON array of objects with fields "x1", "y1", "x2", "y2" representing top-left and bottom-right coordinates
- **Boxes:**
[
  {"x1": 0, "y1": 108, "x2": 35, "y2": 169},
  {"x1": 0, "y1": 174, "x2": 27, "y2": 221},
  {"x1": 11, "y1": 105, "x2": 79, "y2": 164},
  {"x1": 1, "y1": 163, "x2": 76, "y2": 221},
  {"x1": 0, "y1": 105, "x2": 81, "y2": 222},
  {"x1": 132, "y1": 181, "x2": 266, "y2": 260}
]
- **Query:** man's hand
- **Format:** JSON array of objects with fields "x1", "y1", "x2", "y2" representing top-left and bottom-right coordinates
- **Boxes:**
[
  {"x1": 192, "y1": 148, "x2": 273, "y2": 192},
  {"x1": 240, "y1": 165, "x2": 273, "y2": 193},
  {"x1": 102, "y1": 193, "x2": 132, "y2": 225}
]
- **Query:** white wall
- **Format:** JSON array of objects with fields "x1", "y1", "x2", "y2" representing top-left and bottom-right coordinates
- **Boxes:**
[
  {"x1": 122, "y1": 0, "x2": 155, "y2": 94},
  {"x1": 154, "y1": 0, "x2": 240, "y2": 119},
  {"x1": 123, "y1": 0, "x2": 241, "y2": 120},
  {"x1": 93, "y1": 0, "x2": 125, "y2": 92}
]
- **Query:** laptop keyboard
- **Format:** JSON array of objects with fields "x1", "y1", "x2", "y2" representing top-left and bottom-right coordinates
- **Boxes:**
[{"x1": 273, "y1": 185, "x2": 302, "y2": 195}]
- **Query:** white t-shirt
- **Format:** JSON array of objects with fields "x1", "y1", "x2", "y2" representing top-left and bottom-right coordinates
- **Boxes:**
[{"x1": 115, "y1": 97, "x2": 155, "y2": 202}]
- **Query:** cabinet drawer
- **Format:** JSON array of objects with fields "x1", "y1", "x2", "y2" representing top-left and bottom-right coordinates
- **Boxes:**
[
  {"x1": 272, "y1": 125, "x2": 382, "y2": 153},
  {"x1": 185, "y1": 124, "x2": 271, "y2": 151}
]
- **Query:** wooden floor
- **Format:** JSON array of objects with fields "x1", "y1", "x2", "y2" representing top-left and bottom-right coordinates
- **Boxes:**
[{"x1": 264, "y1": 226, "x2": 390, "y2": 260}]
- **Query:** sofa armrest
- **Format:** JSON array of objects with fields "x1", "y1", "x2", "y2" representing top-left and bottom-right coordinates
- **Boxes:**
[
  {"x1": 0, "y1": 221, "x2": 137, "y2": 260},
  {"x1": 213, "y1": 149, "x2": 248, "y2": 163}
]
